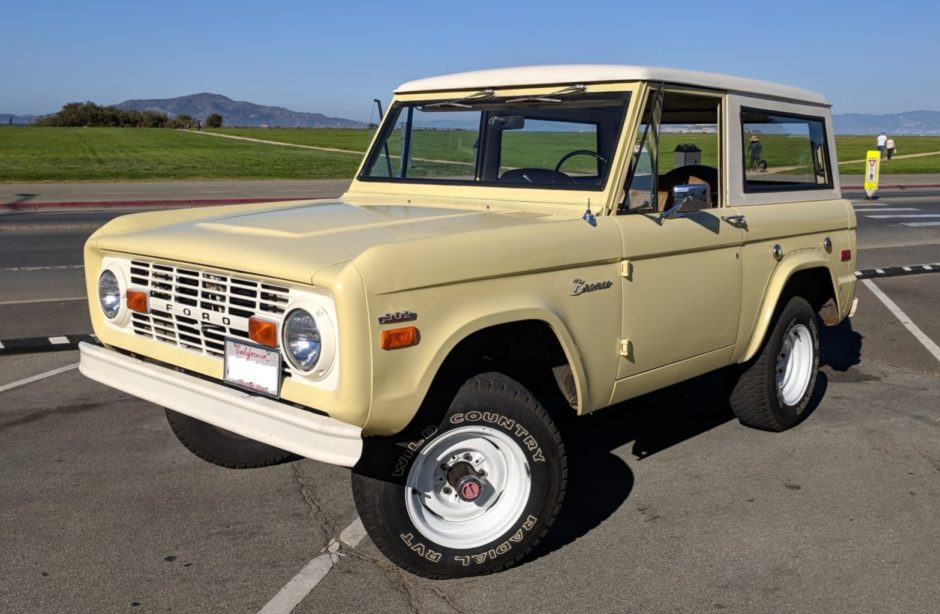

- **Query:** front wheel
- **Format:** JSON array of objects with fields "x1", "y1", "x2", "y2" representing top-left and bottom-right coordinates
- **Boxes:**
[
  {"x1": 351, "y1": 372, "x2": 567, "y2": 578},
  {"x1": 164, "y1": 410, "x2": 299, "y2": 469},
  {"x1": 729, "y1": 296, "x2": 820, "y2": 431}
]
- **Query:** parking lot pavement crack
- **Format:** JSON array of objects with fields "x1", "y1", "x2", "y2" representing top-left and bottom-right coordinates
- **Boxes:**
[
  {"x1": 340, "y1": 547, "x2": 465, "y2": 613},
  {"x1": 290, "y1": 464, "x2": 336, "y2": 541}
]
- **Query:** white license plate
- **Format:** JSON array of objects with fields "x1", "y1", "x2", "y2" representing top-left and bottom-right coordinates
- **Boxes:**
[{"x1": 224, "y1": 339, "x2": 282, "y2": 398}]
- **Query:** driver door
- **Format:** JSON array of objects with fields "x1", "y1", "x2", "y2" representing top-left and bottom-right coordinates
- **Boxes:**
[{"x1": 614, "y1": 87, "x2": 744, "y2": 381}]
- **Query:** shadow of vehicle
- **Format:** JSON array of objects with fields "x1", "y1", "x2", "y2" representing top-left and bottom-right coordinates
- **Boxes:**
[
  {"x1": 529, "y1": 316, "x2": 857, "y2": 562},
  {"x1": 529, "y1": 369, "x2": 737, "y2": 561}
]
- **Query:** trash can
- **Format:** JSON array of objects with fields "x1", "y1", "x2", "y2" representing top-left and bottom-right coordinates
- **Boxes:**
[{"x1": 674, "y1": 144, "x2": 701, "y2": 167}]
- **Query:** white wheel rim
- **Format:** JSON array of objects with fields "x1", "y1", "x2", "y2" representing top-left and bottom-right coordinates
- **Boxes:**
[
  {"x1": 776, "y1": 323, "x2": 814, "y2": 406},
  {"x1": 404, "y1": 425, "x2": 532, "y2": 550}
]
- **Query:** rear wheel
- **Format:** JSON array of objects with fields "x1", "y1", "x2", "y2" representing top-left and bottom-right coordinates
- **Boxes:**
[
  {"x1": 729, "y1": 296, "x2": 820, "y2": 431},
  {"x1": 351, "y1": 372, "x2": 567, "y2": 578},
  {"x1": 164, "y1": 409, "x2": 299, "y2": 469}
]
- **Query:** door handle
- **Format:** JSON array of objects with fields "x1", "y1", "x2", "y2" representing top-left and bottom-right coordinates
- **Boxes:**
[{"x1": 721, "y1": 214, "x2": 748, "y2": 229}]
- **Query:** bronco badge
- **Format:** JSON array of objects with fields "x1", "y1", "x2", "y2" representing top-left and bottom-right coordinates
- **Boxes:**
[{"x1": 570, "y1": 278, "x2": 614, "y2": 296}]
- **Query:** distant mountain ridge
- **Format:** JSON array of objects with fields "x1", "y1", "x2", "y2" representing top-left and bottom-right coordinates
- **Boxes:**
[
  {"x1": 832, "y1": 110, "x2": 940, "y2": 136},
  {"x1": 114, "y1": 93, "x2": 365, "y2": 128},
  {"x1": 1, "y1": 113, "x2": 39, "y2": 125}
]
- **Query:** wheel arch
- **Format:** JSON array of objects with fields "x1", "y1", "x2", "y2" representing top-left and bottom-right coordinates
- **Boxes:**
[
  {"x1": 739, "y1": 255, "x2": 837, "y2": 363},
  {"x1": 378, "y1": 313, "x2": 588, "y2": 438}
]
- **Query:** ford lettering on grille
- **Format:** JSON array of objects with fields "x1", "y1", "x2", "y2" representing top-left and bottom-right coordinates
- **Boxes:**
[{"x1": 128, "y1": 260, "x2": 289, "y2": 358}]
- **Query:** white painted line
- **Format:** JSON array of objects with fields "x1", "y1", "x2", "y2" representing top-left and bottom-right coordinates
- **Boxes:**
[
  {"x1": 339, "y1": 517, "x2": 367, "y2": 548},
  {"x1": 257, "y1": 516, "x2": 366, "y2": 614},
  {"x1": 0, "y1": 265, "x2": 84, "y2": 272},
  {"x1": 0, "y1": 363, "x2": 79, "y2": 394},
  {"x1": 875, "y1": 268, "x2": 885, "y2": 274},
  {"x1": 852, "y1": 201, "x2": 889, "y2": 207},
  {"x1": 0, "y1": 297, "x2": 86, "y2": 306},
  {"x1": 901, "y1": 222, "x2": 940, "y2": 227},
  {"x1": 903, "y1": 266, "x2": 913, "y2": 272},
  {"x1": 48, "y1": 336, "x2": 70, "y2": 345},
  {"x1": 257, "y1": 555, "x2": 335, "y2": 614},
  {"x1": 866, "y1": 214, "x2": 940, "y2": 219},
  {"x1": 0, "y1": 341, "x2": 4, "y2": 349},
  {"x1": 854, "y1": 207, "x2": 919, "y2": 212},
  {"x1": 862, "y1": 279, "x2": 940, "y2": 364},
  {"x1": 926, "y1": 265, "x2": 935, "y2": 270}
]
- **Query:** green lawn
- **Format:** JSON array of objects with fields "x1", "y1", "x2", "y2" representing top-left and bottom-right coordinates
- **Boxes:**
[
  {"x1": 0, "y1": 127, "x2": 361, "y2": 182},
  {"x1": 1, "y1": 126, "x2": 938, "y2": 182}
]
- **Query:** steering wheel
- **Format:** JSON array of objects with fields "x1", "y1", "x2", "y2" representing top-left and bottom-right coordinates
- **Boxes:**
[{"x1": 553, "y1": 150, "x2": 609, "y2": 178}]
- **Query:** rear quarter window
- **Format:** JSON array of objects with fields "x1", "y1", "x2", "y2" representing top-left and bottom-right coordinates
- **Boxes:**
[{"x1": 741, "y1": 108, "x2": 832, "y2": 193}]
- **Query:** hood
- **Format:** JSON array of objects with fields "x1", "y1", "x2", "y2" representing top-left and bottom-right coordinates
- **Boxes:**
[{"x1": 90, "y1": 199, "x2": 551, "y2": 284}]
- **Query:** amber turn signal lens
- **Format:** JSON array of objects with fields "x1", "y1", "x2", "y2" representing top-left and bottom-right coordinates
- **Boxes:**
[
  {"x1": 840, "y1": 249, "x2": 852, "y2": 262},
  {"x1": 126, "y1": 290, "x2": 149, "y2": 314},
  {"x1": 249, "y1": 317, "x2": 278, "y2": 348},
  {"x1": 381, "y1": 326, "x2": 420, "y2": 350}
]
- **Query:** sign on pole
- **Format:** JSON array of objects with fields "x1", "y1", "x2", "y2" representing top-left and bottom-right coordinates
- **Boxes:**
[{"x1": 864, "y1": 150, "x2": 881, "y2": 199}]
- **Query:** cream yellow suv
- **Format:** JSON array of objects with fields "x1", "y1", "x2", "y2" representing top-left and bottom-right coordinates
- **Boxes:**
[{"x1": 80, "y1": 65, "x2": 857, "y2": 578}]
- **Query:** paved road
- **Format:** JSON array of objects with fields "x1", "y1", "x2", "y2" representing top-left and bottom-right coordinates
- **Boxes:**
[
  {"x1": 0, "y1": 179, "x2": 350, "y2": 212},
  {"x1": 2, "y1": 194, "x2": 939, "y2": 613}
]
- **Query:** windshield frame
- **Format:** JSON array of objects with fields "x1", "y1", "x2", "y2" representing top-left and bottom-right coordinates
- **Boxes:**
[{"x1": 356, "y1": 88, "x2": 633, "y2": 193}]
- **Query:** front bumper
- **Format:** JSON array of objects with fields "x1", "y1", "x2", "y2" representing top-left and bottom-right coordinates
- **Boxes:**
[{"x1": 78, "y1": 342, "x2": 363, "y2": 467}]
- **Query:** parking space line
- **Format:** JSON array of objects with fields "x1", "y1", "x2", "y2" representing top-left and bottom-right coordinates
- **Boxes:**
[
  {"x1": 258, "y1": 516, "x2": 367, "y2": 614},
  {"x1": 866, "y1": 214, "x2": 940, "y2": 219},
  {"x1": 855, "y1": 207, "x2": 919, "y2": 212},
  {"x1": 0, "y1": 363, "x2": 79, "y2": 394},
  {"x1": 0, "y1": 264, "x2": 84, "y2": 272},
  {"x1": 862, "y1": 279, "x2": 940, "y2": 363},
  {"x1": 0, "y1": 297, "x2": 85, "y2": 306}
]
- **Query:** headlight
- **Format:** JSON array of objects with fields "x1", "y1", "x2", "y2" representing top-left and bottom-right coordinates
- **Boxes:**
[
  {"x1": 98, "y1": 270, "x2": 122, "y2": 319},
  {"x1": 283, "y1": 309, "x2": 322, "y2": 372}
]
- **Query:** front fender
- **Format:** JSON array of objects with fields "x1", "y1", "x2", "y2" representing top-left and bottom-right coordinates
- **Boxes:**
[{"x1": 365, "y1": 304, "x2": 592, "y2": 436}]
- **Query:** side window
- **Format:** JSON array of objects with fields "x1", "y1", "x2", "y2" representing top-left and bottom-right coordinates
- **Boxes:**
[
  {"x1": 741, "y1": 108, "x2": 832, "y2": 192},
  {"x1": 621, "y1": 89, "x2": 721, "y2": 214}
]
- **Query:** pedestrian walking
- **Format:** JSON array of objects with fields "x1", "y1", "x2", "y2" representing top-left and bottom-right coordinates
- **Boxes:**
[
  {"x1": 747, "y1": 135, "x2": 763, "y2": 170},
  {"x1": 876, "y1": 131, "x2": 887, "y2": 159},
  {"x1": 886, "y1": 137, "x2": 896, "y2": 160}
]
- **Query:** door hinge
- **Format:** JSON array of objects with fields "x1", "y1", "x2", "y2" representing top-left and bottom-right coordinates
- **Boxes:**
[{"x1": 620, "y1": 260, "x2": 633, "y2": 280}]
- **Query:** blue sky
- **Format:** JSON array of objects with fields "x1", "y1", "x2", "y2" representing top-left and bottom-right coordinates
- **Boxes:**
[{"x1": 3, "y1": 0, "x2": 938, "y2": 121}]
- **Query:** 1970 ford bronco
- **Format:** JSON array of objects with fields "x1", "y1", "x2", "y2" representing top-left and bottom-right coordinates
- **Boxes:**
[{"x1": 80, "y1": 65, "x2": 858, "y2": 578}]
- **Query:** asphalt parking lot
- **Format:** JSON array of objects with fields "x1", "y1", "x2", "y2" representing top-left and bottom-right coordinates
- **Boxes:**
[{"x1": 2, "y1": 190, "x2": 939, "y2": 613}]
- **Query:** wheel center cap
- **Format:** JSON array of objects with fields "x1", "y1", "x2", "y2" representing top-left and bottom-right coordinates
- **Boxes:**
[{"x1": 456, "y1": 476, "x2": 483, "y2": 502}]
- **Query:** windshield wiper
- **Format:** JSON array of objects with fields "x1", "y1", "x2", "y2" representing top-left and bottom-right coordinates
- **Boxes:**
[
  {"x1": 423, "y1": 88, "x2": 495, "y2": 110},
  {"x1": 506, "y1": 84, "x2": 586, "y2": 104}
]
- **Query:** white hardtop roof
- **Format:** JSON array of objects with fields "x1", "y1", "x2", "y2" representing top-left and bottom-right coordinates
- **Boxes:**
[{"x1": 397, "y1": 64, "x2": 829, "y2": 106}]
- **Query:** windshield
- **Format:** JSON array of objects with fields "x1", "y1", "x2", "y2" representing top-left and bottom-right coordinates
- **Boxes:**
[{"x1": 359, "y1": 91, "x2": 631, "y2": 190}]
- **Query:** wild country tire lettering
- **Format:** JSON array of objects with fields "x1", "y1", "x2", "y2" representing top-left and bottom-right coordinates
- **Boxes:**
[
  {"x1": 391, "y1": 412, "x2": 546, "y2": 478},
  {"x1": 448, "y1": 412, "x2": 546, "y2": 462},
  {"x1": 400, "y1": 515, "x2": 538, "y2": 565}
]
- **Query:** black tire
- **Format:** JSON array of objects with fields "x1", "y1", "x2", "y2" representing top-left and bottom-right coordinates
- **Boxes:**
[
  {"x1": 164, "y1": 409, "x2": 299, "y2": 469},
  {"x1": 729, "y1": 296, "x2": 820, "y2": 431},
  {"x1": 351, "y1": 372, "x2": 567, "y2": 578}
]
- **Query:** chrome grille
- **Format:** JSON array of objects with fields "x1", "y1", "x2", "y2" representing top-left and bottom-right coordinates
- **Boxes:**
[{"x1": 128, "y1": 260, "x2": 290, "y2": 358}]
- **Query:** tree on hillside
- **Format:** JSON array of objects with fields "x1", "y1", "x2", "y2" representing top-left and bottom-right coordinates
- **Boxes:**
[
  {"x1": 168, "y1": 114, "x2": 194, "y2": 129},
  {"x1": 205, "y1": 113, "x2": 223, "y2": 128}
]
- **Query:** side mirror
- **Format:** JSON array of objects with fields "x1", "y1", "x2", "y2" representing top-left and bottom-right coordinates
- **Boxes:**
[
  {"x1": 662, "y1": 183, "x2": 708, "y2": 220},
  {"x1": 489, "y1": 115, "x2": 525, "y2": 130}
]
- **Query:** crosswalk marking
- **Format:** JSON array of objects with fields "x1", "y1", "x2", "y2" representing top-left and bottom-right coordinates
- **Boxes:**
[{"x1": 866, "y1": 214, "x2": 940, "y2": 219}]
